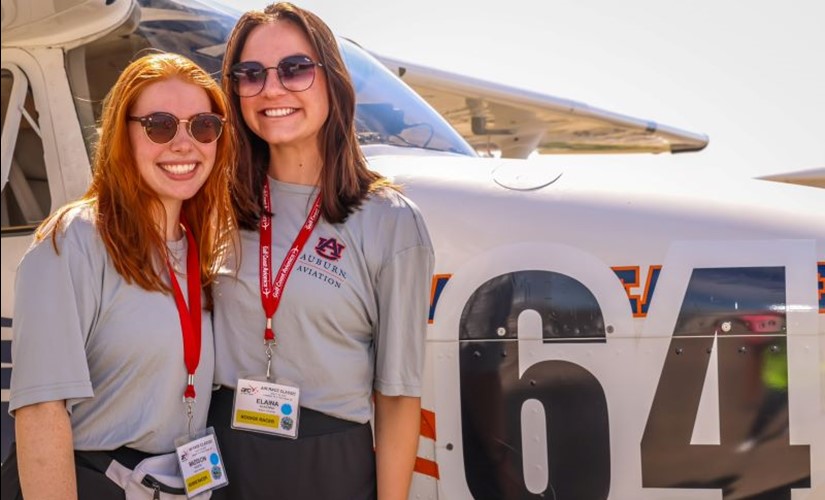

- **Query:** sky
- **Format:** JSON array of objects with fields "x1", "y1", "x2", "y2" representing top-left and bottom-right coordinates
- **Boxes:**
[{"x1": 227, "y1": 0, "x2": 825, "y2": 179}]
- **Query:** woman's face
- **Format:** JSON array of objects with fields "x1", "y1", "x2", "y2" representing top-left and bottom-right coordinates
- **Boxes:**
[
  {"x1": 128, "y1": 78, "x2": 217, "y2": 214},
  {"x1": 237, "y1": 20, "x2": 329, "y2": 151}
]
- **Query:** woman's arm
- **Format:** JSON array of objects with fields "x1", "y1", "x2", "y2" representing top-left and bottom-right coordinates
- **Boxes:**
[
  {"x1": 374, "y1": 391, "x2": 420, "y2": 500},
  {"x1": 16, "y1": 401, "x2": 77, "y2": 500}
]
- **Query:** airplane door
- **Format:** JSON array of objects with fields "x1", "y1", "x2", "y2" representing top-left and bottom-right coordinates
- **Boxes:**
[
  {"x1": 429, "y1": 242, "x2": 635, "y2": 499},
  {"x1": 0, "y1": 47, "x2": 89, "y2": 461}
]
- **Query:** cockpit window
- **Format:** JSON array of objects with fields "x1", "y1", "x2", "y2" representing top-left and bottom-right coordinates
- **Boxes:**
[
  {"x1": 66, "y1": 0, "x2": 475, "y2": 160},
  {"x1": 341, "y1": 40, "x2": 475, "y2": 156}
]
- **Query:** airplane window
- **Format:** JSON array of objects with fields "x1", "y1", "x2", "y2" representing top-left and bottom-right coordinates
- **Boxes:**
[
  {"x1": 65, "y1": 0, "x2": 475, "y2": 160},
  {"x1": 66, "y1": 0, "x2": 233, "y2": 158},
  {"x1": 65, "y1": 21, "x2": 152, "y2": 158},
  {"x1": 461, "y1": 271, "x2": 606, "y2": 341},
  {"x1": 1, "y1": 69, "x2": 50, "y2": 231},
  {"x1": 673, "y1": 267, "x2": 786, "y2": 336},
  {"x1": 341, "y1": 40, "x2": 475, "y2": 157}
]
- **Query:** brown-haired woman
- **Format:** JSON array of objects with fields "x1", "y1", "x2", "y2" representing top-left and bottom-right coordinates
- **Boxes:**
[
  {"x1": 3, "y1": 52, "x2": 236, "y2": 499},
  {"x1": 208, "y1": 3, "x2": 434, "y2": 499}
]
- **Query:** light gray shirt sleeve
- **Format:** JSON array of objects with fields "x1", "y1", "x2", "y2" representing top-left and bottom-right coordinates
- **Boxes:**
[
  {"x1": 370, "y1": 192, "x2": 435, "y2": 397},
  {"x1": 373, "y1": 244, "x2": 435, "y2": 396},
  {"x1": 10, "y1": 227, "x2": 100, "y2": 413},
  {"x1": 10, "y1": 213, "x2": 215, "y2": 453}
]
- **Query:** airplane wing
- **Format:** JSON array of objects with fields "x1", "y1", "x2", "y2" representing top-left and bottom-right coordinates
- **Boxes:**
[
  {"x1": 759, "y1": 167, "x2": 825, "y2": 189},
  {"x1": 372, "y1": 52, "x2": 709, "y2": 159},
  {"x1": 0, "y1": 0, "x2": 135, "y2": 48}
]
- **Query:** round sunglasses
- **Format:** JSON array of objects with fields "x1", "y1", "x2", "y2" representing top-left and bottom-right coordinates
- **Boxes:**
[
  {"x1": 128, "y1": 112, "x2": 225, "y2": 144},
  {"x1": 228, "y1": 55, "x2": 323, "y2": 97}
]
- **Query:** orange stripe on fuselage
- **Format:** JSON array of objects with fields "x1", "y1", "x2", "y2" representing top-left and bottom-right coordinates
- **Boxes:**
[
  {"x1": 415, "y1": 409, "x2": 439, "y2": 478},
  {"x1": 414, "y1": 457, "x2": 440, "y2": 479},
  {"x1": 420, "y1": 408, "x2": 436, "y2": 440}
]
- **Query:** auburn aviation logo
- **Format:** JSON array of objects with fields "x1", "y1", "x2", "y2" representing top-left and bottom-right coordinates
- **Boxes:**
[{"x1": 315, "y1": 237, "x2": 346, "y2": 261}]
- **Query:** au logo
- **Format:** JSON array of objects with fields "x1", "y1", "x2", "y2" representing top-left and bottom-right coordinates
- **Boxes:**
[{"x1": 315, "y1": 237, "x2": 346, "y2": 261}]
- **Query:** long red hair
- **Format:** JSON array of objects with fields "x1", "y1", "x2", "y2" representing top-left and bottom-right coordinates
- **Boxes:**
[{"x1": 36, "y1": 53, "x2": 237, "y2": 294}]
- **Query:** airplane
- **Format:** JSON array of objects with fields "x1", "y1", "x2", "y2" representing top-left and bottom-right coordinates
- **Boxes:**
[{"x1": 2, "y1": 0, "x2": 823, "y2": 498}]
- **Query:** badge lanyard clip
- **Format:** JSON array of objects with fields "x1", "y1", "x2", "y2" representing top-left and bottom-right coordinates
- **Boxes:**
[
  {"x1": 184, "y1": 371, "x2": 196, "y2": 438},
  {"x1": 184, "y1": 394, "x2": 195, "y2": 438},
  {"x1": 264, "y1": 317, "x2": 276, "y2": 380}
]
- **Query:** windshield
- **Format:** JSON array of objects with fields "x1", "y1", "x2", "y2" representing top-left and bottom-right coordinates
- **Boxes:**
[
  {"x1": 341, "y1": 40, "x2": 475, "y2": 156},
  {"x1": 66, "y1": 0, "x2": 475, "y2": 158}
]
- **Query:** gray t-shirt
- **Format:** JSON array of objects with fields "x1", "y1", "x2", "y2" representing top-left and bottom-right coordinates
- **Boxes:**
[
  {"x1": 213, "y1": 178, "x2": 434, "y2": 423},
  {"x1": 9, "y1": 206, "x2": 214, "y2": 454}
]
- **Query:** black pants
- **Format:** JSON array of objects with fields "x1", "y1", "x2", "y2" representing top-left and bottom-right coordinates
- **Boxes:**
[
  {"x1": 0, "y1": 443, "x2": 128, "y2": 500},
  {"x1": 208, "y1": 386, "x2": 376, "y2": 500}
]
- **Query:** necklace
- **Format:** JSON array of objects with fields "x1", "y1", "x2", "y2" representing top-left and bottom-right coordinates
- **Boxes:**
[{"x1": 167, "y1": 237, "x2": 188, "y2": 275}]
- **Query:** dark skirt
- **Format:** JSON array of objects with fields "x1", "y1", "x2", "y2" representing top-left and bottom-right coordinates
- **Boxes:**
[{"x1": 207, "y1": 386, "x2": 376, "y2": 500}]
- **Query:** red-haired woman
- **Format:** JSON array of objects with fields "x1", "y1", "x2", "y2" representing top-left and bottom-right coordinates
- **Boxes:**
[{"x1": 2, "y1": 52, "x2": 236, "y2": 499}]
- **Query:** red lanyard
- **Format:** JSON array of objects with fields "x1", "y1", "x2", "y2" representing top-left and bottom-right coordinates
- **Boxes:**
[
  {"x1": 259, "y1": 180, "x2": 322, "y2": 343},
  {"x1": 166, "y1": 219, "x2": 202, "y2": 402}
]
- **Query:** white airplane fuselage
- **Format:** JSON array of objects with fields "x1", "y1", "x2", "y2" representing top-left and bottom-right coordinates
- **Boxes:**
[{"x1": 1, "y1": 1, "x2": 823, "y2": 499}]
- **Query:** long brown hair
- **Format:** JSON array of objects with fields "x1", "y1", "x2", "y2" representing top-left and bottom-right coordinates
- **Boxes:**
[
  {"x1": 223, "y1": 2, "x2": 390, "y2": 229},
  {"x1": 37, "y1": 52, "x2": 237, "y2": 293}
]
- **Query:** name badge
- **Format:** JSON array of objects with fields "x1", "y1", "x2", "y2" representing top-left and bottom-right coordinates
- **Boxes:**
[
  {"x1": 231, "y1": 377, "x2": 300, "y2": 439},
  {"x1": 175, "y1": 427, "x2": 228, "y2": 497}
]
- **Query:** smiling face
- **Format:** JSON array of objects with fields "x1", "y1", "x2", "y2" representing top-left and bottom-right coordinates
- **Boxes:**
[
  {"x1": 128, "y1": 78, "x2": 217, "y2": 216},
  {"x1": 237, "y1": 20, "x2": 329, "y2": 152}
]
